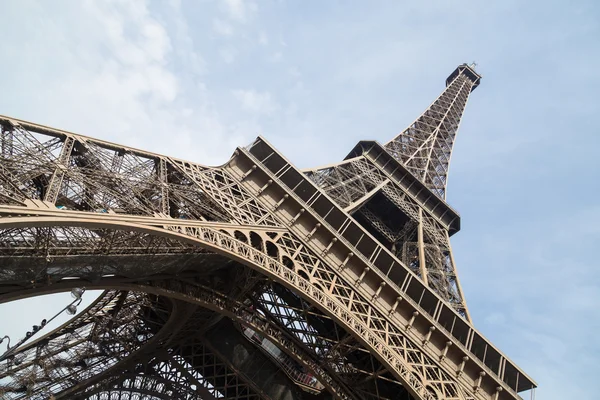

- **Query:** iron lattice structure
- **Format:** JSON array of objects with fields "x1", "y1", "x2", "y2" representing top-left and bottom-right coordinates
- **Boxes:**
[{"x1": 0, "y1": 64, "x2": 536, "y2": 400}]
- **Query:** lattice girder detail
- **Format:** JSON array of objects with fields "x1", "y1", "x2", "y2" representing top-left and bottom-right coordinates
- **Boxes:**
[
  {"x1": 2, "y1": 291, "x2": 295, "y2": 400},
  {"x1": 1, "y1": 280, "x2": 353, "y2": 400},
  {"x1": 384, "y1": 64, "x2": 480, "y2": 199},
  {"x1": 304, "y1": 150, "x2": 468, "y2": 318},
  {"x1": 254, "y1": 282, "x2": 413, "y2": 399},
  {"x1": 0, "y1": 116, "x2": 278, "y2": 227},
  {"x1": 0, "y1": 211, "x2": 529, "y2": 399},
  {"x1": 0, "y1": 68, "x2": 536, "y2": 400},
  {"x1": 0, "y1": 291, "x2": 174, "y2": 399}
]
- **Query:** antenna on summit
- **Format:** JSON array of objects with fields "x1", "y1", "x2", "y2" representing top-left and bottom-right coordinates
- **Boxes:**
[{"x1": 469, "y1": 61, "x2": 478, "y2": 69}]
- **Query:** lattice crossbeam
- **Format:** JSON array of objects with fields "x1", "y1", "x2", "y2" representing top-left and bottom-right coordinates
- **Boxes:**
[{"x1": 0, "y1": 64, "x2": 537, "y2": 400}]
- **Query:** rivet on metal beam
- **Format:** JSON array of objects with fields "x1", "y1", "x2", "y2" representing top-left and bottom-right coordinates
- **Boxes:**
[
  {"x1": 389, "y1": 296, "x2": 403, "y2": 315},
  {"x1": 355, "y1": 267, "x2": 370, "y2": 285},
  {"x1": 372, "y1": 281, "x2": 386, "y2": 300},
  {"x1": 306, "y1": 223, "x2": 321, "y2": 240}
]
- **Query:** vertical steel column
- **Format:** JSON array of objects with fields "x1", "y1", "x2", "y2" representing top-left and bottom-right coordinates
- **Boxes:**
[{"x1": 44, "y1": 136, "x2": 75, "y2": 204}]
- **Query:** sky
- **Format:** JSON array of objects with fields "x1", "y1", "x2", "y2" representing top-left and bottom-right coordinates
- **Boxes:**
[{"x1": 0, "y1": 0, "x2": 598, "y2": 398}]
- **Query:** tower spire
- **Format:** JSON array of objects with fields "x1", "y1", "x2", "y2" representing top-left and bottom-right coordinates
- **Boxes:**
[{"x1": 384, "y1": 63, "x2": 481, "y2": 199}]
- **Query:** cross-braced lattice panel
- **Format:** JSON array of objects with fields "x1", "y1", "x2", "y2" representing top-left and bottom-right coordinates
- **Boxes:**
[
  {"x1": 162, "y1": 345, "x2": 266, "y2": 400},
  {"x1": 253, "y1": 282, "x2": 414, "y2": 400},
  {"x1": 84, "y1": 373, "x2": 200, "y2": 400},
  {"x1": 60, "y1": 141, "x2": 165, "y2": 215},
  {"x1": 0, "y1": 226, "x2": 230, "y2": 297},
  {"x1": 384, "y1": 74, "x2": 474, "y2": 199},
  {"x1": 0, "y1": 123, "x2": 64, "y2": 203},
  {"x1": 305, "y1": 156, "x2": 470, "y2": 318},
  {"x1": 304, "y1": 158, "x2": 380, "y2": 210},
  {"x1": 170, "y1": 159, "x2": 281, "y2": 227},
  {"x1": 0, "y1": 291, "x2": 169, "y2": 400},
  {"x1": 267, "y1": 231, "x2": 468, "y2": 400},
  {"x1": 0, "y1": 120, "x2": 280, "y2": 226},
  {"x1": 70, "y1": 300, "x2": 246, "y2": 400}
]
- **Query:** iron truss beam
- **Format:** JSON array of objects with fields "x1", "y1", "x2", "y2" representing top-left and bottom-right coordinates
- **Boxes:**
[{"x1": 0, "y1": 64, "x2": 536, "y2": 400}]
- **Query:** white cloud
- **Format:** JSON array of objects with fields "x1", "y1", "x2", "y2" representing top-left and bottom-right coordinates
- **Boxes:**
[
  {"x1": 233, "y1": 89, "x2": 279, "y2": 115},
  {"x1": 222, "y1": 0, "x2": 257, "y2": 22},
  {"x1": 87, "y1": 0, "x2": 172, "y2": 67},
  {"x1": 219, "y1": 47, "x2": 237, "y2": 64},
  {"x1": 288, "y1": 66, "x2": 302, "y2": 78},
  {"x1": 0, "y1": 0, "x2": 260, "y2": 166},
  {"x1": 213, "y1": 18, "x2": 234, "y2": 36},
  {"x1": 268, "y1": 51, "x2": 283, "y2": 63},
  {"x1": 41, "y1": 0, "x2": 181, "y2": 132},
  {"x1": 168, "y1": 0, "x2": 207, "y2": 77},
  {"x1": 259, "y1": 30, "x2": 269, "y2": 45}
]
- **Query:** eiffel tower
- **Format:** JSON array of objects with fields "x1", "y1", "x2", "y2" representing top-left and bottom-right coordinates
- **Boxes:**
[{"x1": 0, "y1": 63, "x2": 536, "y2": 400}]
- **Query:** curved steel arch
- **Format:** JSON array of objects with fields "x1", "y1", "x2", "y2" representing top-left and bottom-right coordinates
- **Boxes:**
[
  {"x1": 2, "y1": 286, "x2": 340, "y2": 400},
  {"x1": 3, "y1": 283, "x2": 356, "y2": 400},
  {"x1": 0, "y1": 217, "x2": 460, "y2": 400},
  {"x1": 77, "y1": 371, "x2": 203, "y2": 400},
  {"x1": 0, "y1": 290, "x2": 178, "y2": 399},
  {"x1": 0, "y1": 65, "x2": 537, "y2": 400},
  {"x1": 0, "y1": 219, "x2": 361, "y2": 400},
  {"x1": 78, "y1": 331, "x2": 273, "y2": 400}
]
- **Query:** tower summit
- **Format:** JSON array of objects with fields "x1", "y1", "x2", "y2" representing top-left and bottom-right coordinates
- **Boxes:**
[
  {"x1": 304, "y1": 63, "x2": 483, "y2": 320},
  {"x1": 0, "y1": 64, "x2": 536, "y2": 399},
  {"x1": 385, "y1": 62, "x2": 482, "y2": 199}
]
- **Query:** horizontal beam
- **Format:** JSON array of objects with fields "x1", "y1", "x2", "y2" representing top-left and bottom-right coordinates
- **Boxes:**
[
  {"x1": 0, "y1": 203, "x2": 286, "y2": 233},
  {"x1": 0, "y1": 115, "x2": 218, "y2": 168}
]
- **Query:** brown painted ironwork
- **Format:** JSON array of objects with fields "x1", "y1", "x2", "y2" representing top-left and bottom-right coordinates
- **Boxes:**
[{"x1": 0, "y1": 64, "x2": 536, "y2": 400}]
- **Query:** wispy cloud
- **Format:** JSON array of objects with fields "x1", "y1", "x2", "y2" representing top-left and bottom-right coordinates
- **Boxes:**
[
  {"x1": 233, "y1": 89, "x2": 280, "y2": 115},
  {"x1": 0, "y1": 0, "x2": 259, "y2": 165},
  {"x1": 221, "y1": 0, "x2": 257, "y2": 23},
  {"x1": 258, "y1": 31, "x2": 269, "y2": 45},
  {"x1": 213, "y1": 18, "x2": 234, "y2": 36},
  {"x1": 219, "y1": 47, "x2": 237, "y2": 64}
]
